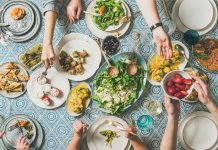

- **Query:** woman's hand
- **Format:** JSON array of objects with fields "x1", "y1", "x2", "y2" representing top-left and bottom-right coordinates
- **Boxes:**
[
  {"x1": 164, "y1": 95, "x2": 180, "y2": 119},
  {"x1": 153, "y1": 27, "x2": 172, "y2": 60},
  {"x1": 123, "y1": 125, "x2": 137, "y2": 140},
  {"x1": 41, "y1": 43, "x2": 55, "y2": 69},
  {"x1": 73, "y1": 120, "x2": 88, "y2": 139},
  {"x1": 192, "y1": 75, "x2": 214, "y2": 105},
  {"x1": 16, "y1": 137, "x2": 30, "y2": 150},
  {"x1": 67, "y1": 0, "x2": 82, "y2": 24}
]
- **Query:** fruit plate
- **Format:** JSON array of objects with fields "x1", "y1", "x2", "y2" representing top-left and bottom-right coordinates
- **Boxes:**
[
  {"x1": 161, "y1": 70, "x2": 194, "y2": 100},
  {"x1": 147, "y1": 41, "x2": 189, "y2": 86}
]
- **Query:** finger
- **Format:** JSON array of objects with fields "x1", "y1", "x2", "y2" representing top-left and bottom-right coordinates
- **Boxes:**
[
  {"x1": 191, "y1": 75, "x2": 208, "y2": 92},
  {"x1": 49, "y1": 59, "x2": 53, "y2": 66},
  {"x1": 193, "y1": 83, "x2": 205, "y2": 96},
  {"x1": 43, "y1": 59, "x2": 50, "y2": 69},
  {"x1": 0, "y1": 131, "x2": 5, "y2": 138},
  {"x1": 77, "y1": 7, "x2": 82, "y2": 19},
  {"x1": 164, "y1": 46, "x2": 168, "y2": 60},
  {"x1": 21, "y1": 137, "x2": 26, "y2": 144}
]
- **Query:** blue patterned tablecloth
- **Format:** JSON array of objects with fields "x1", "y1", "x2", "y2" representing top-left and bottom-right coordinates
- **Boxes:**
[{"x1": 0, "y1": 0, "x2": 218, "y2": 150}]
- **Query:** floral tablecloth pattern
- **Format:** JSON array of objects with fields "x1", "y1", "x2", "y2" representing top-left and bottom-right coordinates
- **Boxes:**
[{"x1": 0, "y1": 0, "x2": 218, "y2": 149}]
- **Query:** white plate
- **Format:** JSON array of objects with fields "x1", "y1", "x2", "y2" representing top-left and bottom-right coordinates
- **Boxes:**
[
  {"x1": 85, "y1": 0, "x2": 131, "y2": 39},
  {"x1": 66, "y1": 82, "x2": 91, "y2": 117},
  {"x1": 27, "y1": 67, "x2": 70, "y2": 109},
  {"x1": 91, "y1": 1, "x2": 127, "y2": 32},
  {"x1": 147, "y1": 41, "x2": 189, "y2": 86},
  {"x1": 178, "y1": 0, "x2": 213, "y2": 30},
  {"x1": 172, "y1": 0, "x2": 218, "y2": 35},
  {"x1": 54, "y1": 33, "x2": 102, "y2": 81},
  {"x1": 178, "y1": 111, "x2": 218, "y2": 150},
  {"x1": 0, "y1": 62, "x2": 29, "y2": 98},
  {"x1": 87, "y1": 116, "x2": 131, "y2": 150}
]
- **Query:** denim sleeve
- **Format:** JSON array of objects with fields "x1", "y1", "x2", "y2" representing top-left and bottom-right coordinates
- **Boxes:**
[{"x1": 43, "y1": 0, "x2": 63, "y2": 15}]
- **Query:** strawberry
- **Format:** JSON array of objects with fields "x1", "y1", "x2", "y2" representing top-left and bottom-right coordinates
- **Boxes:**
[
  {"x1": 167, "y1": 87, "x2": 176, "y2": 95},
  {"x1": 181, "y1": 91, "x2": 188, "y2": 96},
  {"x1": 174, "y1": 92, "x2": 184, "y2": 99},
  {"x1": 184, "y1": 79, "x2": 192, "y2": 85},
  {"x1": 167, "y1": 81, "x2": 174, "y2": 87},
  {"x1": 175, "y1": 74, "x2": 182, "y2": 78},
  {"x1": 175, "y1": 87, "x2": 180, "y2": 92},
  {"x1": 173, "y1": 77, "x2": 183, "y2": 84},
  {"x1": 175, "y1": 83, "x2": 185, "y2": 90},
  {"x1": 185, "y1": 84, "x2": 191, "y2": 90}
]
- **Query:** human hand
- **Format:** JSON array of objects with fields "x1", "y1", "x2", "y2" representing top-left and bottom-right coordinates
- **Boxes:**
[
  {"x1": 16, "y1": 136, "x2": 30, "y2": 150},
  {"x1": 0, "y1": 131, "x2": 5, "y2": 138},
  {"x1": 164, "y1": 95, "x2": 180, "y2": 119},
  {"x1": 123, "y1": 125, "x2": 137, "y2": 140},
  {"x1": 192, "y1": 75, "x2": 214, "y2": 105},
  {"x1": 41, "y1": 43, "x2": 55, "y2": 69},
  {"x1": 153, "y1": 27, "x2": 172, "y2": 60},
  {"x1": 73, "y1": 120, "x2": 88, "y2": 139},
  {"x1": 67, "y1": 0, "x2": 82, "y2": 24}
]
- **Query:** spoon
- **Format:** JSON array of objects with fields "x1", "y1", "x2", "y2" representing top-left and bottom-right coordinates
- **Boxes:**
[
  {"x1": 96, "y1": 38, "x2": 119, "y2": 77},
  {"x1": 175, "y1": 44, "x2": 195, "y2": 70},
  {"x1": 119, "y1": 11, "x2": 141, "y2": 24},
  {"x1": 127, "y1": 32, "x2": 138, "y2": 76},
  {"x1": 105, "y1": 120, "x2": 138, "y2": 136},
  {"x1": 83, "y1": 11, "x2": 101, "y2": 16}
]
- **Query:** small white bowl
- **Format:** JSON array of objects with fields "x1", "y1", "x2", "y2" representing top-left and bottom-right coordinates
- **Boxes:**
[{"x1": 161, "y1": 70, "x2": 193, "y2": 100}]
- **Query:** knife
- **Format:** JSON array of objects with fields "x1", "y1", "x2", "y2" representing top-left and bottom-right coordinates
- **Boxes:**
[
  {"x1": 17, "y1": 120, "x2": 24, "y2": 136},
  {"x1": 0, "y1": 23, "x2": 10, "y2": 27}
]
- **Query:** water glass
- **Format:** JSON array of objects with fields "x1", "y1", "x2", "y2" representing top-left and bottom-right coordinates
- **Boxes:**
[
  {"x1": 184, "y1": 30, "x2": 200, "y2": 45},
  {"x1": 137, "y1": 115, "x2": 153, "y2": 130}
]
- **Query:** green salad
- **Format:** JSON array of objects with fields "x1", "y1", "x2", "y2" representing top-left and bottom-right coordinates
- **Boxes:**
[
  {"x1": 100, "y1": 130, "x2": 120, "y2": 148},
  {"x1": 93, "y1": 0, "x2": 125, "y2": 31},
  {"x1": 93, "y1": 60, "x2": 146, "y2": 115}
]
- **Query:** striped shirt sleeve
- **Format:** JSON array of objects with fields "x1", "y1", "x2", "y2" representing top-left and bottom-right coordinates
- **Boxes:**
[{"x1": 43, "y1": 0, "x2": 63, "y2": 15}]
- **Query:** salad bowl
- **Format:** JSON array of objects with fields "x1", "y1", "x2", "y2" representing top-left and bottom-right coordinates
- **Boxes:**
[{"x1": 92, "y1": 52, "x2": 147, "y2": 115}]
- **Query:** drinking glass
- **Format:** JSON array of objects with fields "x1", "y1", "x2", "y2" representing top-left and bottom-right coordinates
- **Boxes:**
[
  {"x1": 144, "y1": 100, "x2": 163, "y2": 116},
  {"x1": 184, "y1": 30, "x2": 200, "y2": 45},
  {"x1": 137, "y1": 115, "x2": 153, "y2": 130}
]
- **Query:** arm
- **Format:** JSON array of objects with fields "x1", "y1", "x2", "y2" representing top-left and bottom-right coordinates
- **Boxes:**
[
  {"x1": 135, "y1": 0, "x2": 160, "y2": 27},
  {"x1": 160, "y1": 116, "x2": 179, "y2": 150},
  {"x1": 192, "y1": 75, "x2": 218, "y2": 123},
  {"x1": 66, "y1": 120, "x2": 87, "y2": 150},
  {"x1": 130, "y1": 137, "x2": 149, "y2": 150},
  {"x1": 66, "y1": 136, "x2": 81, "y2": 150},
  {"x1": 205, "y1": 100, "x2": 218, "y2": 123},
  {"x1": 135, "y1": 0, "x2": 172, "y2": 60},
  {"x1": 124, "y1": 125, "x2": 149, "y2": 150},
  {"x1": 161, "y1": 95, "x2": 180, "y2": 150}
]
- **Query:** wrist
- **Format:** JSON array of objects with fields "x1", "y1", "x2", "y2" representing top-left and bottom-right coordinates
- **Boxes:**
[
  {"x1": 150, "y1": 22, "x2": 163, "y2": 32},
  {"x1": 73, "y1": 134, "x2": 82, "y2": 141},
  {"x1": 168, "y1": 114, "x2": 179, "y2": 121}
]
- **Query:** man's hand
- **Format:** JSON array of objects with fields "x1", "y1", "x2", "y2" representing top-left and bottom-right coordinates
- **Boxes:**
[
  {"x1": 67, "y1": 0, "x2": 82, "y2": 24},
  {"x1": 153, "y1": 27, "x2": 172, "y2": 60},
  {"x1": 41, "y1": 44, "x2": 55, "y2": 69}
]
